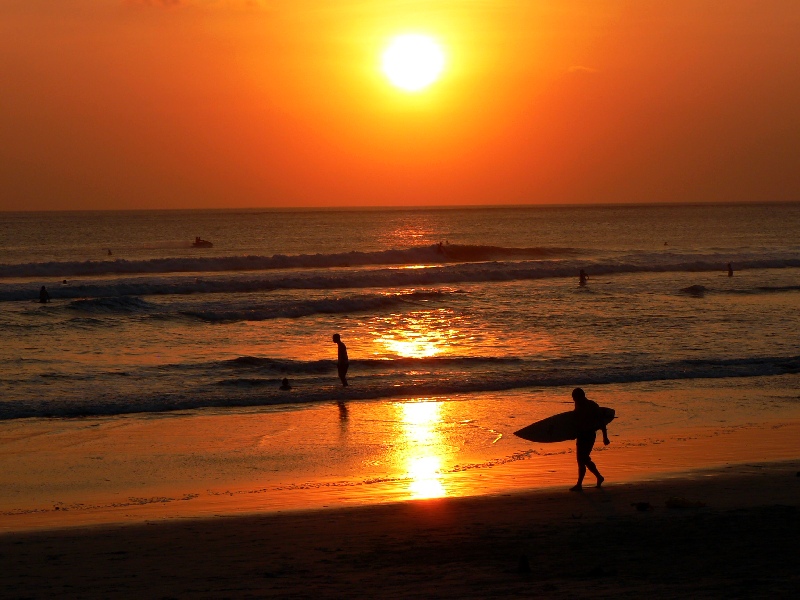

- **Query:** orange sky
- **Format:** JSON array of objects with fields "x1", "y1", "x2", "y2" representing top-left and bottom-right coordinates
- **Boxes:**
[{"x1": 1, "y1": 0, "x2": 798, "y2": 210}]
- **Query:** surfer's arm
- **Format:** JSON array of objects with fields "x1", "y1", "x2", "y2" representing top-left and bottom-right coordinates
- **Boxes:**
[{"x1": 600, "y1": 425, "x2": 610, "y2": 445}]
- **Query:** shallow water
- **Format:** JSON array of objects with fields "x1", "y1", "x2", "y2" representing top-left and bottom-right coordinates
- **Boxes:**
[{"x1": 1, "y1": 375, "x2": 798, "y2": 528}]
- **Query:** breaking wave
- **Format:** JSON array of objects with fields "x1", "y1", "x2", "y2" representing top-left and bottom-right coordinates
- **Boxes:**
[
  {"x1": 181, "y1": 289, "x2": 462, "y2": 322},
  {"x1": 2, "y1": 253, "x2": 799, "y2": 303},
  {"x1": 67, "y1": 296, "x2": 157, "y2": 313},
  {"x1": 1, "y1": 354, "x2": 796, "y2": 420},
  {"x1": 0, "y1": 244, "x2": 581, "y2": 279}
]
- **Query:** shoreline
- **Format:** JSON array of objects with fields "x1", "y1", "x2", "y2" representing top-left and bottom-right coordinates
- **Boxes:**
[
  {"x1": 2, "y1": 460, "x2": 797, "y2": 598},
  {"x1": 2, "y1": 418, "x2": 799, "y2": 534}
]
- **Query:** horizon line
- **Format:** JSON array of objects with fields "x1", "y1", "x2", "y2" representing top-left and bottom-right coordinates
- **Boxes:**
[{"x1": 3, "y1": 199, "x2": 798, "y2": 215}]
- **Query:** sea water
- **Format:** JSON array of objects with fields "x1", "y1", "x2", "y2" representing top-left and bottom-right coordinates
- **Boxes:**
[{"x1": 1, "y1": 203, "x2": 798, "y2": 421}]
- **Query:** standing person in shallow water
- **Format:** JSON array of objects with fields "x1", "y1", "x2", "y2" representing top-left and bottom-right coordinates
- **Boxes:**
[
  {"x1": 38, "y1": 286, "x2": 50, "y2": 303},
  {"x1": 332, "y1": 333, "x2": 349, "y2": 387},
  {"x1": 570, "y1": 387, "x2": 610, "y2": 491},
  {"x1": 578, "y1": 269, "x2": 589, "y2": 286}
]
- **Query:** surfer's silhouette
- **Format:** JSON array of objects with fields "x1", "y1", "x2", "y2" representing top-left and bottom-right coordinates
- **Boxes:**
[
  {"x1": 279, "y1": 378, "x2": 291, "y2": 391},
  {"x1": 727, "y1": 263, "x2": 734, "y2": 277},
  {"x1": 332, "y1": 333, "x2": 349, "y2": 386},
  {"x1": 579, "y1": 269, "x2": 589, "y2": 286},
  {"x1": 38, "y1": 286, "x2": 50, "y2": 303},
  {"x1": 570, "y1": 387, "x2": 610, "y2": 491}
]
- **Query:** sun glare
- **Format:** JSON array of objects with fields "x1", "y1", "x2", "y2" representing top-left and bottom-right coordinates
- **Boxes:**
[
  {"x1": 401, "y1": 402, "x2": 446, "y2": 499},
  {"x1": 381, "y1": 34, "x2": 445, "y2": 92}
]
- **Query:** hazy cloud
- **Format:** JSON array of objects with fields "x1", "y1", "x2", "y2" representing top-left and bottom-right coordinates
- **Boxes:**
[
  {"x1": 122, "y1": 0, "x2": 270, "y2": 8},
  {"x1": 567, "y1": 65, "x2": 600, "y2": 74},
  {"x1": 122, "y1": 0, "x2": 184, "y2": 7}
]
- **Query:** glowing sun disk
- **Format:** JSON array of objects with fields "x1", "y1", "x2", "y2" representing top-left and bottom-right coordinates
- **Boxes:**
[{"x1": 381, "y1": 34, "x2": 445, "y2": 92}]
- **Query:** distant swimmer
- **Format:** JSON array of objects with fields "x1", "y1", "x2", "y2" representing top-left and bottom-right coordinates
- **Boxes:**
[
  {"x1": 570, "y1": 388, "x2": 610, "y2": 492},
  {"x1": 107, "y1": 249, "x2": 113, "y2": 256},
  {"x1": 578, "y1": 269, "x2": 589, "y2": 286},
  {"x1": 38, "y1": 286, "x2": 50, "y2": 303},
  {"x1": 727, "y1": 263, "x2": 734, "y2": 277},
  {"x1": 279, "y1": 378, "x2": 292, "y2": 391},
  {"x1": 332, "y1": 333, "x2": 349, "y2": 387}
]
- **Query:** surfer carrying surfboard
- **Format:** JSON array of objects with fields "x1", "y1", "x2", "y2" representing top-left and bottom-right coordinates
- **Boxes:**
[
  {"x1": 570, "y1": 387, "x2": 610, "y2": 492},
  {"x1": 332, "y1": 333, "x2": 349, "y2": 387}
]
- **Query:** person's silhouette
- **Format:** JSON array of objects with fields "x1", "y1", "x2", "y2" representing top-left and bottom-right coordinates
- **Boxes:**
[
  {"x1": 579, "y1": 269, "x2": 589, "y2": 286},
  {"x1": 727, "y1": 263, "x2": 734, "y2": 277},
  {"x1": 279, "y1": 378, "x2": 291, "y2": 390},
  {"x1": 332, "y1": 333, "x2": 349, "y2": 386},
  {"x1": 38, "y1": 286, "x2": 50, "y2": 304},
  {"x1": 570, "y1": 387, "x2": 610, "y2": 491}
]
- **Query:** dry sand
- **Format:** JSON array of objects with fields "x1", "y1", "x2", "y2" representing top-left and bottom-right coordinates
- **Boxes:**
[{"x1": 1, "y1": 461, "x2": 798, "y2": 599}]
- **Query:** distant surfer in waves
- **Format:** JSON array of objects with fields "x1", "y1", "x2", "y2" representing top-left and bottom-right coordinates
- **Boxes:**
[
  {"x1": 727, "y1": 262, "x2": 734, "y2": 277},
  {"x1": 578, "y1": 269, "x2": 589, "y2": 286},
  {"x1": 332, "y1": 333, "x2": 349, "y2": 387},
  {"x1": 279, "y1": 378, "x2": 292, "y2": 391},
  {"x1": 570, "y1": 387, "x2": 610, "y2": 491},
  {"x1": 38, "y1": 286, "x2": 50, "y2": 303}
]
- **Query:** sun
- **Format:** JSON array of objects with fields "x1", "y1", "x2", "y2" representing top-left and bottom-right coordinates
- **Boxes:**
[{"x1": 381, "y1": 34, "x2": 445, "y2": 92}]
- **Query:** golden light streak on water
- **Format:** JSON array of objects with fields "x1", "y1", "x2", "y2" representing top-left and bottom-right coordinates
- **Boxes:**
[
  {"x1": 373, "y1": 310, "x2": 463, "y2": 359},
  {"x1": 401, "y1": 401, "x2": 446, "y2": 499}
]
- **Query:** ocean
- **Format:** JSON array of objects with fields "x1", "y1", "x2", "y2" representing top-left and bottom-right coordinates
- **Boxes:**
[{"x1": 1, "y1": 203, "x2": 799, "y2": 421}]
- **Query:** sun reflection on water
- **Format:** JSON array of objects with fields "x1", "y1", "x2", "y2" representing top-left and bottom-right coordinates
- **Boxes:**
[
  {"x1": 401, "y1": 401, "x2": 446, "y2": 499},
  {"x1": 374, "y1": 310, "x2": 465, "y2": 359},
  {"x1": 407, "y1": 455, "x2": 445, "y2": 499}
]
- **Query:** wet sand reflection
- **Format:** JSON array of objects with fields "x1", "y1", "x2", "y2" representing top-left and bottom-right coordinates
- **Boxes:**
[{"x1": 400, "y1": 401, "x2": 446, "y2": 499}]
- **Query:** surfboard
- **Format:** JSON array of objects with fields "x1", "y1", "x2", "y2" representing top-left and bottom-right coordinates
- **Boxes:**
[{"x1": 513, "y1": 407, "x2": 615, "y2": 443}]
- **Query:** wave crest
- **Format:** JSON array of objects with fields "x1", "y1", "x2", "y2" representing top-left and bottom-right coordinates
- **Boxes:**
[{"x1": 0, "y1": 244, "x2": 581, "y2": 279}]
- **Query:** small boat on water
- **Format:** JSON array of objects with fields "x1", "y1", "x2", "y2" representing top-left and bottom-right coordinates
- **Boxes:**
[{"x1": 192, "y1": 236, "x2": 213, "y2": 248}]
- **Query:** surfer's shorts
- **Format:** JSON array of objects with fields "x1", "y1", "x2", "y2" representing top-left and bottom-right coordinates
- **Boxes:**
[
  {"x1": 338, "y1": 361, "x2": 349, "y2": 380},
  {"x1": 576, "y1": 431, "x2": 597, "y2": 463}
]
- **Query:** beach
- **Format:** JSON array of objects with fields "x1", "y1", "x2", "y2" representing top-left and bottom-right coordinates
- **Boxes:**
[
  {"x1": 3, "y1": 378, "x2": 799, "y2": 531},
  {"x1": 1, "y1": 460, "x2": 798, "y2": 599},
  {"x1": 2, "y1": 389, "x2": 799, "y2": 598}
]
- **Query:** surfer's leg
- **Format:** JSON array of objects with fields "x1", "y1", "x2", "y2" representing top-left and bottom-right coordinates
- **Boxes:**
[
  {"x1": 572, "y1": 432, "x2": 598, "y2": 490},
  {"x1": 571, "y1": 462, "x2": 586, "y2": 491},
  {"x1": 572, "y1": 433, "x2": 592, "y2": 490},
  {"x1": 585, "y1": 460, "x2": 604, "y2": 487}
]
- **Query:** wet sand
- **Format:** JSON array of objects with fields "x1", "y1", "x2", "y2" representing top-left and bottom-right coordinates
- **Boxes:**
[
  {"x1": 1, "y1": 461, "x2": 798, "y2": 599},
  {"x1": 2, "y1": 395, "x2": 799, "y2": 531},
  {"x1": 2, "y1": 381, "x2": 799, "y2": 597}
]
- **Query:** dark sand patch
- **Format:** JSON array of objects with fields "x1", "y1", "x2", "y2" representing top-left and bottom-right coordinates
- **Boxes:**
[{"x1": 1, "y1": 462, "x2": 797, "y2": 598}]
